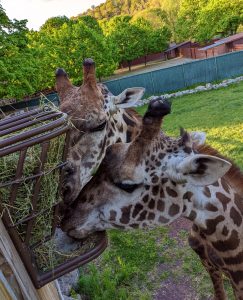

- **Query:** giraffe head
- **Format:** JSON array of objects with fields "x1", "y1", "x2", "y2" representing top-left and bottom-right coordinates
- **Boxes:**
[
  {"x1": 61, "y1": 98, "x2": 231, "y2": 239},
  {"x1": 56, "y1": 58, "x2": 144, "y2": 204}
]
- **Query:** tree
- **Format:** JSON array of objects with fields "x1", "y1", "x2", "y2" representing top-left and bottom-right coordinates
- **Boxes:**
[
  {"x1": 81, "y1": 0, "x2": 151, "y2": 20},
  {"x1": 195, "y1": 0, "x2": 243, "y2": 42},
  {"x1": 132, "y1": 8, "x2": 167, "y2": 28},
  {"x1": 75, "y1": 15, "x2": 103, "y2": 34},
  {"x1": 29, "y1": 18, "x2": 118, "y2": 84},
  {"x1": 107, "y1": 16, "x2": 144, "y2": 70},
  {"x1": 40, "y1": 16, "x2": 70, "y2": 33},
  {"x1": 155, "y1": 0, "x2": 181, "y2": 41},
  {"x1": 0, "y1": 4, "x2": 39, "y2": 99},
  {"x1": 132, "y1": 17, "x2": 171, "y2": 65},
  {"x1": 175, "y1": 0, "x2": 243, "y2": 43},
  {"x1": 175, "y1": 0, "x2": 208, "y2": 42}
]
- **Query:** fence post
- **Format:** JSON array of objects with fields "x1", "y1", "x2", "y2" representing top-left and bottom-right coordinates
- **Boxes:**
[{"x1": 0, "y1": 220, "x2": 61, "y2": 300}]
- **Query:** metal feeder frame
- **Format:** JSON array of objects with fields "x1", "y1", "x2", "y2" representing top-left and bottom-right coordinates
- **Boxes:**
[{"x1": 0, "y1": 107, "x2": 107, "y2": 288}]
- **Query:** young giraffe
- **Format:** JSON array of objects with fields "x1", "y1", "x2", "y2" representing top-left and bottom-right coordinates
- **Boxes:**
[
  {"x1": 61, "y1": 99, "x2": 243, "y2": 299},
  {"x1": 56, "y1": 58, "x2": 144, "y2": 203}
]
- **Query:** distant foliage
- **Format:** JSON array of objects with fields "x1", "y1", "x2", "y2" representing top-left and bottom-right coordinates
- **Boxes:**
[
  {"x1": 0, "y1": 3, "x2": 170, "y2": 99},
  {"x1": 82, "y1": 0, "x2": 150, "y2": 20},
  {"x1": 0, "y1": 0, "x2": 242, "y2": 99},
  {"x1": 175, "y1": 0, "x2": 243, "y2": 42},
  {"x1": 84, "y1": 0, "x2": 243, "y2": 43}
]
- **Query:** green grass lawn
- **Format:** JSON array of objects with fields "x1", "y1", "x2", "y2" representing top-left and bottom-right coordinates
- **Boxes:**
[{"x1": 73, "y1": 82, "x2": 243, "y2": 300}]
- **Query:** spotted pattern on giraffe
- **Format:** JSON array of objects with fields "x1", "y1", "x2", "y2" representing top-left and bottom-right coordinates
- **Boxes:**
[
  {"x1": 168, "y1": 203, "x2": 180, "y2": 216},
  {"x1": 183, "y1": 191, "x2": 193, "y2": 201},
  {"x1": 132, "y1": 203, "x2": 143, "y2": 218},
  {"x1": 166, "y1": 186, "x2": 178, "y2": 197},
  {"x1": 235, "y1": 194, "x2": 243, "y2": 215},
  {"x1": 148, "y1": 199, "x2": 155, "y2": 209},
  {"x1": 120, "y1": 205, "x2": 132, "y2": 224},
  {"x1": 224, "y1": 251, "x2": 243, "y2": 265},
  {"x1": 221, "y1": 178, "x2": 230, "y2": 194},
  {"x1": 205, "y1": 203, "x2": 218, "y2": 212},
  {"x1": 222, "y1": 225, "x2": 229, "y2": 236},
  {"x1": 61, "y1": 98, "x2": 243, "y2": 299},
  {"x1": 230, "y1": 207, "x2": 242, "y2": 226},
  {"x1": 109, "y1": 210, "x2": 117, "y2": 221},
  {"x1": 212, "y1": 229, "x2": 240, "y2": 252},
  {"x1": 204, "y1": 186, "x2": 211, "y2": 197},
  {"x1": 216, "y1": 192, "x2": 231, "y2": 211},
  {"x1": 201, "y1": 216, "x2": 225, "y2": 235}
]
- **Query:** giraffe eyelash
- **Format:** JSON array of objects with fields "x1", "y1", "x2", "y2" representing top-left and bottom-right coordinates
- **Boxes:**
[
  {"x1": 113, "y1": 182, "x2": 141, "y2": 193},
  {"x1": 90, "y1": 121, "x2": 107, "y2": 132}
]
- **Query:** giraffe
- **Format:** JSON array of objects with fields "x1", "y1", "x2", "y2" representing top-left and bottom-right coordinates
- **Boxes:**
[
  {"x1": 56, "y1": 58, "x2": 144, "y2": 203},
  {"x1": 61, "y1": 98, "x2": 243, "y2": 299}
]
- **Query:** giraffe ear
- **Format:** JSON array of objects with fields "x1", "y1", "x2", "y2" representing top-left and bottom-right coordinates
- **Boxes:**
[
  {"x1": 189, "y1": 131, "x2": 206, "y2": 147},
  {"x1": 113, "y1": 87, "x2": 145, "y2": 109},
  {"x1": 177, "y1": 154, "x2": 231, "y2": 186}
]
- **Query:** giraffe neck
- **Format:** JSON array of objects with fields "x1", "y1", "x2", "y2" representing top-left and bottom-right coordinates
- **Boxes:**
[
  {"x1": 182, "y1": 178, "x2": 243, "y2": 241},
  {"x1": 76, "y1": 108, "x2": 140, "y2": 186}
]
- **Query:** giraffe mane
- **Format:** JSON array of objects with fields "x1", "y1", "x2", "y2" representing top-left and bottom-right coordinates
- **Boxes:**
[{"x1": 197, "y1": 144, "x2": 243, "y2": 195}]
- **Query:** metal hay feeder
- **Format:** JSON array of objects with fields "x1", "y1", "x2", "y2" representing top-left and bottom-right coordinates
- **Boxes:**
[{"x1": 0, "y1": 107, "x2": 107, "y2": 288}]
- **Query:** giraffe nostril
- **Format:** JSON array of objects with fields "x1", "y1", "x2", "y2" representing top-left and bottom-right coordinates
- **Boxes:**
[
  {"x1": 62, "y1": 184, "x2": 72, "y2": 201},
  {"x1": 61, "y1": 207, "x2": 73, "y2": 224}
]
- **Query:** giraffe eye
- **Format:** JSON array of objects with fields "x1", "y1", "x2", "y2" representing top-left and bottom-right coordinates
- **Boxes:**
[
  {"x1": 91, "y1": 121, "x2": 107, "y2": 132},
  {"x1": 114, "y1": 182, "x2": 140, "y2": 193}
]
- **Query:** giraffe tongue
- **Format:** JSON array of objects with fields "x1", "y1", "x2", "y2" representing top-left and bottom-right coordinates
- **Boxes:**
[{"x1": 83, "y1": 58, "x2": 97, "y2": 86}]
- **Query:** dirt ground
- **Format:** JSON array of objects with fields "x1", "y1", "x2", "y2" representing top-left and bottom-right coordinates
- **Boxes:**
[{"x1": 153, "y1": 218, "x2": 210, "y2": 300}]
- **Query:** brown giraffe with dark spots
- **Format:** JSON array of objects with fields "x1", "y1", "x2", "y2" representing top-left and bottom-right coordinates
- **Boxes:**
[
  {"x1": 61, "y1": 98, "x2": 243, "y2": 299},
  {"x1": 57, "y1": 60, "x2": 203, "y2": 204},
  {"x1": 56, "y1": 58, "x2": 144, "y2": 203}
]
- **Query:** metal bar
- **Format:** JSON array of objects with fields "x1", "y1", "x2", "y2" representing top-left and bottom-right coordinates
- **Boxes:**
[
  {"x1": 0, "y1": 114, "x2": 67, "y2": 150},
  {"x1": 24, "y1": 141, "x2": 50, "y2": 245},
  {"x1": 0, "y1": 108, "x2": 42, "y2": 126},
  {"x1": 51, "y1": 131, "x2": 71, "y2": 232},
  {"x1": 0, "y1": 207, "x2": 40, "y2": 289},
  {"x1": 0, "y1": 108, "x2": 108, "y2": 289},
  {"x1": 33, "y1": 232, "x2": 108, "y2": 289},
  {"x1": 8, "y1": 148, "x2": 28, "y2": 208},
  {"x1": 0, "y1": 162, "x2": 67, "y2": 188},
  {"x1": 0, "y1": 111, "x2": 63, "y2": 138},
  {"x1": 30, "y1": 234, "x2": 53, "y2": 250},
  {"x1": 0, "y1": 110, "x2": 58, "y2": 132},
  {"x1": 0, "y1": 125, "x2": 69, "y2": 157}
]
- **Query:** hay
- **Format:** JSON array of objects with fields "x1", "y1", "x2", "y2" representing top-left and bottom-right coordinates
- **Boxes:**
[
  {"x1": 0, "y1": 104, "x2": 101, "y2": 273},
  {"x1": 0, "y1": 104, "x2": 65, "y2": 245},
  {"x1": 33, "y1": 231, "x2": 97, "y2": 272},
  {"x1": 0, "y1": 133, "x2": 65, "y2": 244}
]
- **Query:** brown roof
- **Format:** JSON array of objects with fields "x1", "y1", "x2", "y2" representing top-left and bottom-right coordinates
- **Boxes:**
[
  {"x1": 199, "y1": 32, "x2": 243, "y2": 51},
  {"x1": 165, "y1": 41, "x2": 191, "y2": 52}
]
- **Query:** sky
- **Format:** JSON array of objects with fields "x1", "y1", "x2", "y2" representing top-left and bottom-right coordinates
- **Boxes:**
[{"x1": 1, "y1": 0, "x2": 104, "y2": 31}]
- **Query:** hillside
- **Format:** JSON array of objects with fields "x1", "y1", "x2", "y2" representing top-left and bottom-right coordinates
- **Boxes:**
[
  {"x1": 80, "y1": 0, "x2": 150, "y2": 20},
  {"x1": 80, "y1": 0, "x2": 181, "y2": 39}
]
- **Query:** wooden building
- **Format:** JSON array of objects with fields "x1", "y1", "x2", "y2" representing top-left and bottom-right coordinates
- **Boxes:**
[
  {"x1": 164, "y1": 32, "x2": 243, "y2": 60},
  {"x1": 198, "y1": 32, "x2": 243, "y2": 58},
  {"x1": 164, "y1": 41, "x2": 192, "y2": 59}
]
